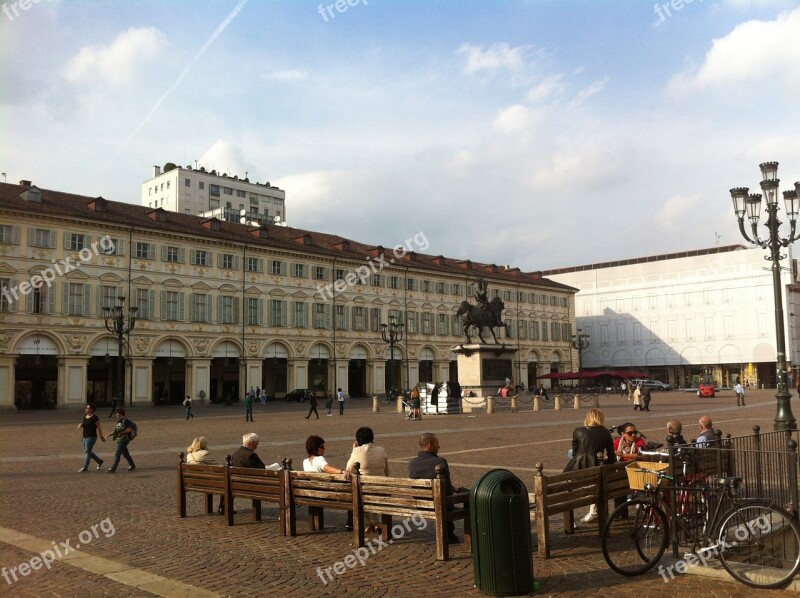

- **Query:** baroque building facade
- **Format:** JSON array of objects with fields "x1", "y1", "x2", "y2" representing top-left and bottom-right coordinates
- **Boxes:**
[
  {"x1": 544, "y1": 245, "x2": 800, "y2": 389},
  {"x1": 0, "y1": 181, "x2": 577, "y2": 410}
]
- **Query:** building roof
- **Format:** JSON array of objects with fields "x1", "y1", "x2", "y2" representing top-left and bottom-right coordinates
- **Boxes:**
[
  {"x1": 1, "y1": 181, "x2": 574, "y2": 291},
  {"x1": 540, "y1": 244, "x2": 750, "y2": 276}
]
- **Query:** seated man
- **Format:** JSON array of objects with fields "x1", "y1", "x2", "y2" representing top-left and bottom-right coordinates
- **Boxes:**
[
  {"x1": 408, "y1": 433, "x2": 459, "y2": 543},
  {"x1": 223, "y1": 432, "x2": 265, "y2": 515},
  {"x1": 667, "y1": 420, "x2": 687, "y2": 445},
  {"x1": 696, "y1": 416, "x2": 718, "y2": 447}
]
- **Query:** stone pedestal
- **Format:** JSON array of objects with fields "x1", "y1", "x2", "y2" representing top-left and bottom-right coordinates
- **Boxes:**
[{"x1": 452, "y1": 344, "x2": 519, "y2": 395}]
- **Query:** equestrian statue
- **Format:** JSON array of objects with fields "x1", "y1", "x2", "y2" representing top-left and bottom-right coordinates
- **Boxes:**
[{"x1": 456, "y1": 278, "x2": 510, "y2": 344}]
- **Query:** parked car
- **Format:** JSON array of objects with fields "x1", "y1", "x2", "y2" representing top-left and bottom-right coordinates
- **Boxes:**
[
  {"x1": 697, "y1": 377, "x2": 715, "y2": 398},
  {"x1": 631, "y1": 379, "x2": 672, "y2": 391},
  {"x1": 285, "y1": 388, "x2": 314, "y2": 402}
]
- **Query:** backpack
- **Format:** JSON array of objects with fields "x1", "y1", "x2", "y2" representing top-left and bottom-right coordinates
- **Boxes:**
[{"x1": 125, "y1": 418, "x2": 138, "y2": 441}]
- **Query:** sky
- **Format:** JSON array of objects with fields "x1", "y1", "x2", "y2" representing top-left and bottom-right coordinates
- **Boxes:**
[{"x1": 1, "y1": 0, "x2": 799, "y2": 271}]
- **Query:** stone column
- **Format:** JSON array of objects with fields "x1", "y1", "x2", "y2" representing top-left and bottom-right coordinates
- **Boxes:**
[
  {"x1": 185, "y1": 357, "x2": 211, "y2": 406},
  {"x1": 58, "y1": 356, "x2": 89, "y2": 410},
  {"x1": 0, "y1": 355, "x2": 16, "y2": 410},
  {"x1": 128, "y1": 357, "x2": 153, "y2": 407}
]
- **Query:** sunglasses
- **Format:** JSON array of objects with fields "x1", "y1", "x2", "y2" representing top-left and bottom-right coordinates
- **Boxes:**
[{"x1": 625, "y1": 430, "x2": 637, "y2": 436}]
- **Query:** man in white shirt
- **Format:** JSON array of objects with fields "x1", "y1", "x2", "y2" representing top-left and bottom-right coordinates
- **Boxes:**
[{"x1": 734, "y1": 382, "x2": 745, "y2": 407}]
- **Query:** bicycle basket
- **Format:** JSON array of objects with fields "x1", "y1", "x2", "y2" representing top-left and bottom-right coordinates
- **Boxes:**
[{"x1": 626, "y1": 461, "x2": 669, "y2": 490}]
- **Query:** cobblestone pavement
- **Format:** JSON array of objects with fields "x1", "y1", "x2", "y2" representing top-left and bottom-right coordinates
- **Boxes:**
[{"x1": 1, "y1": 389, "x2": 798, "y2": 597}]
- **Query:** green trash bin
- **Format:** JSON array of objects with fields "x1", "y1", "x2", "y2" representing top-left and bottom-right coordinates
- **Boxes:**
[{"x1": 470, "y1": 469, "x2": 535, "y2": 596}]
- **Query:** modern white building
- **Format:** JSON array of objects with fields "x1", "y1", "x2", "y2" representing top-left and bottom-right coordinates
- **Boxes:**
[
  {"x1": 544, "y1": 245, "x2": 800, "y2": 389},
  {"x1": 141, "y1": 164, "x2": 286, "y2": 226}
]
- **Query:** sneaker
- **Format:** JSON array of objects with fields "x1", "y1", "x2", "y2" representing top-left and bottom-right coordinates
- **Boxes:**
[
  {"x1": 107, "y1": 468, "x2": 116, "y2": 473},
  {"x1": 127, "y1": 465, "x2": 136, "y2": 471},
  {"x1": 78, "y1": 467, "x2": 88, "y2": 472},
  {"x1": 581, "y1": 512, "x2": 598, "y2": 523},
  {"x1": 96, "y1": 459, "x2": 104, "y2": 470}
]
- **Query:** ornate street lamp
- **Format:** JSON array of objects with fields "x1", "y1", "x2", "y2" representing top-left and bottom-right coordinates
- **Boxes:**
[
  {"x1": 730, "y1": 162, "x2": 799, "y2": 431},
  {"x1": 381, "y1": 314, "x2": 404, "y2": 397},
  {"x1": 571, "y1": 328, "x2": 590, "y2": 387},
  {"x1": 103, "y1": 296, "x2": 137, "y2": 407}
]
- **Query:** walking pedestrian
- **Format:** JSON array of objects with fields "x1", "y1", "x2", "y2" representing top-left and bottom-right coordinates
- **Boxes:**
[
  {"x1": 620, "y1": 380, "x2": 627, "y2": 397},
  {"x1": 107, "y1": 408, "x2": 136, "y2": 473},
  {"x1": 734, "y1": 381, "x2": 745, "y2": 406},
  {"x1": 640, "y1": 384, "x2": 652, "y2": 411},
  {"x1": 326, "y1": 392, "x2": 333, "y2": 416},
  {"x1": 632, "y1": 384, "x2": 642, "y2": 410},
  {"x1": 78, "y1": 404, "x2": 106, "y2": 472},
  {"x1": 305, "y1": 393, "x2": 320, "y2": 419},
  {"x1": 108, "y1": 396, "x2": 118, "y2": 418},
  {"x1": 337, "y1": 388, "x2": 345, "y2": 415},
  {"x1": 183, "y1": 395, "x2": 194, "y2": 419},
  {"x1": 244, "y1": 392, "x2": 254, "y2": 422}
]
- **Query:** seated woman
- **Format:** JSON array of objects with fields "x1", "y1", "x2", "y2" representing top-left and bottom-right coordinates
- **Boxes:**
[
  {"x1": 563, "y1": 408, "x2": 616, "y2": 523},
  {"x1": 614, "y1": 422, "x2": 647, "y2": 461},
  {"x1": 186, "y1": 436, "x2": 219, "y2": 465},
  {"x1": 303, "y1": 435, "x2": 350, "y2": 478}
]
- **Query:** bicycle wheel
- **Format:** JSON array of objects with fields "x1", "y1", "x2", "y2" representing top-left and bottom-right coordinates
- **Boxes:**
[
  {"x1": 717, "y1": 504, "x2": 800, "y2": 588},
  {"x1": 602, "y1": 499, "x2": 669, "y2": 576}
]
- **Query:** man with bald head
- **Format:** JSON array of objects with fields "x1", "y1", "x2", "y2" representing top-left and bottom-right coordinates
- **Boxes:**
[{"x1": 696, "y1": 416, "x2": 717, "y2": 447}]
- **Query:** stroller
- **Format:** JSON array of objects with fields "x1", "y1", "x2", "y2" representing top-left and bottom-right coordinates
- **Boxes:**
[{"x1": 402, "y1": 396, "x2": 415, "y2": 419}]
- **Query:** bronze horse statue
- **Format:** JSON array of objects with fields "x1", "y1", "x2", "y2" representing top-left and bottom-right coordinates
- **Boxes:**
[{"x1": 456, "y1": 296, "x2": 508, "y2": 344}]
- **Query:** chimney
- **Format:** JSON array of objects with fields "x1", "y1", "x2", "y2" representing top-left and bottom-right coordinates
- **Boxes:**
[
  {"x1": 19, "y1": 180, "x2": 32, "y2": 187},
  {"x1": 153, "y1": 165, "x2": 161, "y2": 178}
]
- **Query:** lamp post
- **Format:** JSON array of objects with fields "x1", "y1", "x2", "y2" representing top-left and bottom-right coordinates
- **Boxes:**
[
  {"x1": 571, "y1": 328, "x2": 590, "y2": 387},
  {"x1": 730, "y1": 162, "x2": 799, "y2": 431},
  {"x1": 103, "y1": 296, "x2": 137, "y2": 407},
  {"x1": 381, "y1": 315, "x2": 404, "y2": 397}
]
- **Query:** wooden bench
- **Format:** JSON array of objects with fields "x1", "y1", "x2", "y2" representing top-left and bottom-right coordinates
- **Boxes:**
[
  {"x1": 533, "y1": 461, "x2": 628, "y2": 558},
  {"x1": 286, "y1": 469, "x2": 357, "y2": 544},
  {"x1": 354, "y1": 463, "x2": 470, "y2": 561},
  {"x1": 178, "y1": 458, "x2": 227, "y2": 518},
  {"x1": 177, "y1": 454, "x2": 288, "y2": 531}
]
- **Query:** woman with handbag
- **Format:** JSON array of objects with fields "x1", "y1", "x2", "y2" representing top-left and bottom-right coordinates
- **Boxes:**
[{"x1": 563, "y1": 408, "x2": 616, "y2": 523}]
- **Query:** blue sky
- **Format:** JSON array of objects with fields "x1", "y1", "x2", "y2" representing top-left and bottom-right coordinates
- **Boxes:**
[{"x1": 2, "y1": 0, "x2": 799, "y2": 269}]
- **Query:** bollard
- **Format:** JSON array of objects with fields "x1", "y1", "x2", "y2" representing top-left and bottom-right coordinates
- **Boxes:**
[
  {"x1": 487, "y1": 396, "x2": 495, "y2": 414},
  {"x1": 592, "y1": 395, "x2": 600, "y2": 408},
  {"x1": 397, "y1": 397, "x2": 404, "y2": 413},
  {"x1": 511, "y1": 395, "x2": 518, "y2": 413},
  {"x1": 373, "y1": 396, "x2": 380, "y2": 413},
  {"x1": 533, "y1": 395, "x2": 540, "y2": 411},
  {"x1": 573, "y1": 394, "x2": 580, "y2": 409},
  {"x1": 554, "y1": 395, "x2": 562, "y2": 410}
]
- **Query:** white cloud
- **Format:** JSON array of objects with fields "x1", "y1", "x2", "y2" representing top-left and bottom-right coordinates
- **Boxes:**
[
  {"x1": 262, "y1": 69, "x2": 307, "y2": 81},
  {"x1": 527, "y1": 74, "x2": 564, "y2": 102},
  {"x1": 566, "y1": 76, "x2": 610, "y2": 109},
  {"x1": 493, "y1": 104, "x2": 533, "y2": 133},
  {"x1": 198, "y1": 140, "x2": 253, "y2": 178},
  {"x1": 457, "y1": 42, "x2": 535, "y2": 74},
  {"x1": 668, "y1": 7, "x2": 800, "y2": 95},
  {"x1": 64, "y1": 27, "x2": 167, "y2": 86},
  {"x1": 656, "y1": 194, "x2": 703, "y2": 230}
]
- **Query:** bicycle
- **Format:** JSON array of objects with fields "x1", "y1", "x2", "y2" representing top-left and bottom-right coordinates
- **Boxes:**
[{"x1": 601, "y1": 460, "x2": 800, "y2": 588}]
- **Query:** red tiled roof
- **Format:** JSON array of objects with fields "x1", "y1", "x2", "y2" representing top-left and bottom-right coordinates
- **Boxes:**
[{"x1": 0, "y1": 182, "x2": 574, "y2": 291}]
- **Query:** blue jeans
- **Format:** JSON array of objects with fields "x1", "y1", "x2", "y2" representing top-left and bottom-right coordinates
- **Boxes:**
[
  {"x1": 82, "y1": 437, "x2": 102, "y2": 469},
  {"x1": 110, "y1": 442, "x2": 135, "y2": 470}
]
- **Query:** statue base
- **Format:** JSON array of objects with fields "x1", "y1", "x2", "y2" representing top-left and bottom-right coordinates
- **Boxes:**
[{"x1": 453, "y1": 343, "x2": 519, "y2": 395}]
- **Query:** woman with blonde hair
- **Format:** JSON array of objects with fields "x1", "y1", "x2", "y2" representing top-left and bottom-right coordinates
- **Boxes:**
[
  {"x1": 186, "y1": 436, "x2": 219, "y2": 465},
  {"x1": 563, "y1": 408, "x2": 616, "y2": 523}
]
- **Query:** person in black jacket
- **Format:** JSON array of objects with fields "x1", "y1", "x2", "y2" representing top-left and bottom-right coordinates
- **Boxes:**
[
  {"x1": 563, "y1": 408, "x2": 616, "y2": 523},
  {"x1": 222, "y1": 433, "x2": 265, "y2": 515},
  {"x1": 408, "y1": 433, "x2": 459, "y2": 542}
]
